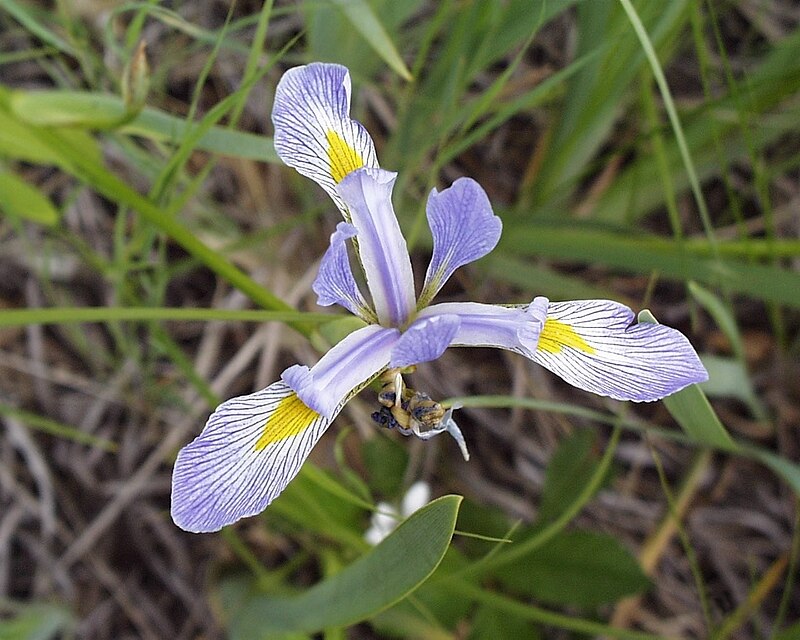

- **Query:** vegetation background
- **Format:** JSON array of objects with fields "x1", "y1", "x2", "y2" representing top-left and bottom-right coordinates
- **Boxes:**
[{"x1": 0, "y1": 0, "x2": 798, "y2": 638}]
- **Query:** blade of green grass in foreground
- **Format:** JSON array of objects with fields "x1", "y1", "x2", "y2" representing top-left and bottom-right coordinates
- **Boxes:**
[
  {"x1": 226, "y1": 496, "x2": 461, "y2": 637},
  {"x1": 329, "y1": 0, "x2": 412, "y2": 81}
]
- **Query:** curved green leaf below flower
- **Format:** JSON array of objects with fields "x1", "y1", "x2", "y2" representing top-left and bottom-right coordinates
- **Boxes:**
[
  {"x1": 171, "y1": 62, "x2": 708, "y2": 533},
  {"x1": 226, "y1": 495, "x2": 461, "y2": 637}
]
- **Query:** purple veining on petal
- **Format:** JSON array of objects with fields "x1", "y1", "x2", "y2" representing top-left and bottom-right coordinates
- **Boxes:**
[
  {"x1": 420, "y1": 178, "x2": 502, "y2": 306},
  {"x1": 272, "y1": 62, "x2": 378, "y2": 214},
  {"x1": 312, "y1": 221, "x2": 374, "y2": 321},
  {"x1": 171, "y1": 381, "x2": 332, "y2": 532},
  {"x1": 532, "y1": 299, "x2": 708, "y2": 402}
]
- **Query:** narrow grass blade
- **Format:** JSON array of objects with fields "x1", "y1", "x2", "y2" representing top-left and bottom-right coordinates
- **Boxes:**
[
  {"x1": 618, "y1": 0, "x2": 716, "y2": 247},
  {"x1": 449, "y1": 580, "x2": 663, "y2": 639},
  {"x1": 0, "y1": 404, "x2": 117, "y2": 452},
  {"x1": 638, "y1": 309, "x2": 733, "y2": 448},
  {"x1": 8, "y1": 90, "x2": 279, "y2": 162},
  {"x1": 0, "y1": 0, "x2": 76, "y2": 55},
  {"x1": 329, "y1": 0, "x2": 412, "y2": 81},
  {"x1": 0, "y1": 307, "x2": 335, "y2": 327},
  {"x1": 499, "y1": 222, "x2": 800, "y2": 309},
  {"x1": 228, "y1": 495, "x2": 461, "y2": 636},
  {"x1": 687, "y1": 282, "x2": 767, "y2": 418},
  {"x1": 484, "y1": 254, "x2": 627, "y2": 303},
  {"x1": 10, "y1": 90, "x2": 132, "y2": 128},
  {"x1": 592, "y1": 28, "x2": 800, "y2": 223},
  {"x1": 529, "y1": 0, "x2": 690, "y2": 206}
]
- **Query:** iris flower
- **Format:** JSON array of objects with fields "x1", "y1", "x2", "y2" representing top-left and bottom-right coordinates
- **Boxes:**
[{"x1": 171, "y1": 63, "x2": 708, "y2": 533}]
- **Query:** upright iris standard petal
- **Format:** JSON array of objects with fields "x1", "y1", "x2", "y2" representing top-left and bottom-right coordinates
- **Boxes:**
[
  {"x1": 531, "y1": 298, "x2": 709, "y2": 402},
  {"x1": 272, "y1": 63, "x2": 379, "y2": 216},
  {"x1": 171, "y1": 382, "x2": 332, "y2": 533},
  {"x1": 337, "y1": 168, "x2": 416, "y2": 327},
  {"x1": 312, "y1": 222, "x2": 375, "y2": 322},
  {"x1": 419, "y1": 178, "x2": 503, "y2": 307},
  {"x1": 390, "y1": 314, "x2": 461, "y2": 368},
  {"x1": 282, "y1": 324, "x2": 400, "y2": 419},
  {"x1": 417, "y1": 298, "x2": 548, "y2": 357}
]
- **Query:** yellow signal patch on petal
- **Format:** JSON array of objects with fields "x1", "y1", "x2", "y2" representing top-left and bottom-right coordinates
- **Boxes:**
[
  {"x1": 537, "y1": 318, "x2": 595, "y2": 354},
  {"x1": 327, "y1": 129, "x2": 364, "y2": 183},
  {"x1": 255, "y1": 393, "x2": 320, "y2": 451}
]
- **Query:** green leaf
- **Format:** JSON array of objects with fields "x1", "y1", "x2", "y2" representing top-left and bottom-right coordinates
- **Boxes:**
[
  {"x1": 0, "y1": 171, "x2": 59, "y2": 225},
  {"x1": 0, "y1": 108, "x2": 62, "y2": 164},
  {"x1": 373, "y1": 548, "x2": 474, "y2": 633},
  {"x1": 484, "y1": 254, "x2": 622, "y2": 302},
  {"x1": 497, "y1": 529, "x2": 650, "y2": 607},
  {"x1": 638, "y1": 309, "x2": 734, "y2": 448},
  {"x1": 687, "y1": 282, "x2": 768, "y2": 419},
  {"x1": 317, "y1": 315, "x2": 369, "y2": 346},
  {"x1": 468, "y1": 603, "x2": 541, "y2": 640},
  {"x1": 228, "y1": 495, "x2": 462, "y2": 637},
  {"x1": 328, "y1": 0, "x2": 412, "y2": 81},
  {"x1": 267, "y1": 465, "x2": 365, "y2": 550},
  {"x1": 0, "y1": 92, "x2": 102, "y2": 168},
  {"x1": 362, "y1": 435, "x2": 409, "y2": 497},
  {"x1": 700, "y1": 355, "x2": 768, "y2": 419},
  {"x1": 9, "y1": 123, "x2": 301, "y2": 333},
  {"x1": 688, "y1": 282, "x2": 744, "y2": 359},
  {"x1": 10, "y1": 90, "x2": 131, "y2": 128},
  {"x1": 8, "y1": 90, "x2": 279, "y2": 162},
  {"x1": 538, "y1": 429, "x2": 606, "y2": 525}
]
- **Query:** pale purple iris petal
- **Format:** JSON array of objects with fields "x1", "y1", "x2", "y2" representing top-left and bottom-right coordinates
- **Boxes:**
[
  {"x1": 282, "y1": 324, "x2": 400, "y2": 419},
  {"x1": 419, "y1": 178, "x2": 502, "y2": 306},
  {"x1": 337, "y1": 168, "x2": 416, "y2": 327},
  {"x1": 312, "y1": 222, "x2": 374, "y2": 321},
  {"x1": 532, "y1": 299, "x2": 708, "y2": 402},
  {"x1": 390, "y1": 314, "x2": 461, "y2": 368},
  {"x1": 171, "y1": 381, "x2": 333, "y2": 532},
  {"x1": 272, "y1": 63, "x2": 378, "y2": 215},
  {"x1": 418, "y1": 298, "x2": 548, "y2": 357}
]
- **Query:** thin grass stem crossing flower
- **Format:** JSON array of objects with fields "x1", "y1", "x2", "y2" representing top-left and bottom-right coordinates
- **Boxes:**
[{"x1": 171, "y1": 63, "x2": 708, "y2": 533}]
